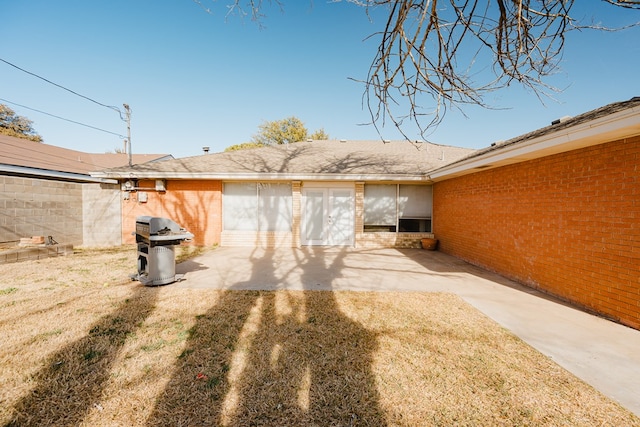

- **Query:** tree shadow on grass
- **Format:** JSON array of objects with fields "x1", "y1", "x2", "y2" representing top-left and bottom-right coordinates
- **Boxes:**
[
  {"x1": 146, "y1": 248, "x2": 274, "y2": 426},
  {"x1": 148, "y1": 247, "x2": 387, "y2": 426},
  {"x1": 226, "y1": 248, "x2": 387, "y2": 426},
  {"x1": 4, "y1": 286, "x2": 157, "y2": 427}
]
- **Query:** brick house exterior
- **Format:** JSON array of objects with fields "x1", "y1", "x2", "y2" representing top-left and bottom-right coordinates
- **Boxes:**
[
  {"x1": 94, "y1": 98, "x2": 640, "y2": 329},
  {"x1": 96, "y1": 140, "x2": 475, "y2": 248},
  {"x1": 121, "y1": 179, "x2": 222, "y2": 246},
  {"x1": 431, "y1": 98, "x2": 640, "y2": 329}
]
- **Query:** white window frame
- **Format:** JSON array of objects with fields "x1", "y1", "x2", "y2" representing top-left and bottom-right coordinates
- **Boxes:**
[{"x1": 363, "y1": 184, "x2": 432, "y2": 233}]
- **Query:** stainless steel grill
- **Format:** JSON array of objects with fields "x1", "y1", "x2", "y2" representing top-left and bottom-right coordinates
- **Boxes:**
[{"x1": 132, "y1": 216, "x2": 193, "y2": 286}]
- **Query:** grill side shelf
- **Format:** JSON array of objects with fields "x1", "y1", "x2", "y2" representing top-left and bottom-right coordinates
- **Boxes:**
[{"x1": 148, "y1": 233, "x2": 194, "y2": 242}]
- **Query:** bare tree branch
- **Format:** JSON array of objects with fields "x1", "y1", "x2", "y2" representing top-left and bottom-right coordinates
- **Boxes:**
[
  {"x1": 344, "y1": 0, "x2": 639, "y2": 139},
  {"x1": 194, "y1": 0, "x2": 284, "y2": 23},
  {"x1": 347, "y1": 0, "x2": 587, "y2": 139},
  {"x1": 204, "y1": 0, "x2": 639, "y2": 139}
]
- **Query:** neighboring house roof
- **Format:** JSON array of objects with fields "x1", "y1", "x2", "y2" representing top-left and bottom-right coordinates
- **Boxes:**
[
  {"x1": 429, "y1": 97, "x2": 640, "y2": 181},
  {"x1": 0, "y1": 134, "x2": 173, "y2": 183},
  {"x1": 92, "y1": 140, "x2": 477, "y2": 182}
]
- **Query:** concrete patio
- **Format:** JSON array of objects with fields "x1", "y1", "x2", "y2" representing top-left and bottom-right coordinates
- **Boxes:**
[{"x1": 174, "y1": 246, "x2": 640, "y2": 416}]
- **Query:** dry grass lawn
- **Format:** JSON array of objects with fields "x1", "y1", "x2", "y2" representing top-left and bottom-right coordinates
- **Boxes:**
[{"x1": 0, "y1": 246, "x2": 638, "y2": 426}]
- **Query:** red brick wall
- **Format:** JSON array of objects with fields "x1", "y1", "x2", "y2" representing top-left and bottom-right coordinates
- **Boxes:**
[
  {"x1": 122, "y1": 180, "x2": 222, "y2": 246},
  {"x1": 433, "y1": 136, "x2": 640, "y2": 329}
]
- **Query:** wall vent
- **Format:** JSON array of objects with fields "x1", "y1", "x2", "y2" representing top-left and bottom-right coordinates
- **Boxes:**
[{"x1": 551, "y1": 115, "x2": 572, "y2": 125}]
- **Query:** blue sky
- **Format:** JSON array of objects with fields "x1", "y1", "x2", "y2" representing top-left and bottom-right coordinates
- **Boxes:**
[{"x1": 1, "y1": 1, "x2": 639, "y2": 159}]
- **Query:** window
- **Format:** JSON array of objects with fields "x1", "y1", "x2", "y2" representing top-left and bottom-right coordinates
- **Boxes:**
[
  {"x1": 363, "y1": 184, "x2": 432, "y2": 233},
  {"x1": 363, "y1": 185, "x2": 397, "y2": 232},
  {"x1": 398, "y1": 185, "x2": 432, "y2": 232},
  {"x1": 223, "y1": 182, "x2": 292, "y2": 231}
]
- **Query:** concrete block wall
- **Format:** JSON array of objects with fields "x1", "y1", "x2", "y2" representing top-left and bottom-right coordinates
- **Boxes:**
[
  {"x1": 82, "y1": 183, "x2": 121, "y2": 246},
  {"x1": 0, "y1": 175, "x2": 83, "y2": 245},
  {"x1": 433, "y1": 136, "x2": 640, "y2": 329}
]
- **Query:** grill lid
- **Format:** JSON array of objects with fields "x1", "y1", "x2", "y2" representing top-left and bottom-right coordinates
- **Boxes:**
[{"x1": 135, "y1": 216, "x2": 193, "y2": 241}]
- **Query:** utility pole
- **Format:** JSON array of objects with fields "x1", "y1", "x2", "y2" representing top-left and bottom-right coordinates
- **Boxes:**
[{"x1": 124, "y1": 103, "x2": 132, "y2": 167}]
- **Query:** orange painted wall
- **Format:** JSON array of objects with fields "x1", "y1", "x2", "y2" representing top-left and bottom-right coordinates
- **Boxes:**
[
  {"x1": 433, "y1": 136, "x2": 640, "y2": 330},
  {"x1": 122, "y1": 180, "x2": 222, "y2": 246}
]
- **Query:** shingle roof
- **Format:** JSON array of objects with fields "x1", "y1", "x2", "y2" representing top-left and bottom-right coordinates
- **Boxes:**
[
  {"x1": 0, "y1": 134, "x2": 172, "y2": 175},
  {"x1": 92, "y1": 139, "x2": 476, "y2": 180}
]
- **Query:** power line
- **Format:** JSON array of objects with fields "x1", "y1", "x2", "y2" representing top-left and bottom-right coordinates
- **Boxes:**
[
  {"x1": 0, "y1": 98, "x2": 126, "y2": 138},
  {"x1": 0, "y1": 57, "x2": 123, "y2": 117}
]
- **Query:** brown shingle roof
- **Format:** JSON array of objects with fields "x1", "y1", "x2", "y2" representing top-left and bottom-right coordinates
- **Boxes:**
[
  {"x1": 93, "y1": 140, "x2": 476, "y2": 179},
  {"x1": 0, "y1": 134, "x2": 172, "y2": 175}
]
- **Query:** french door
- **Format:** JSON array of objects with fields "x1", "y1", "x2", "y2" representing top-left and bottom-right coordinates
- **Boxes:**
[{"x1": 301, "y1": 187, "x2": 354, "y2": 246}]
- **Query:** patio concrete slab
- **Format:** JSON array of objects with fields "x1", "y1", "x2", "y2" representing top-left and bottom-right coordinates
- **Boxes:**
[{"x1": 174, "y1": 246, "x2": 640, "y2": 416}]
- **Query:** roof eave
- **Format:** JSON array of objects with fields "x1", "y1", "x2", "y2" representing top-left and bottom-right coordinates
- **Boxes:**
[
  {"x1": 2, "y1": 164, "x2": 119, "y2": 184},
  {"x1": 428, "y1": 104, "x2": 640, "y2": 182},
  {"x1": 90, "y1": 171, "x2": 432, "y2": 182}
]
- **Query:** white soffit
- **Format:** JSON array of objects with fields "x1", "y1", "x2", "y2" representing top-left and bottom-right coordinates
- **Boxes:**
[{"x1": 1, "y1": 164, "x2": 118, "y2": 184}]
